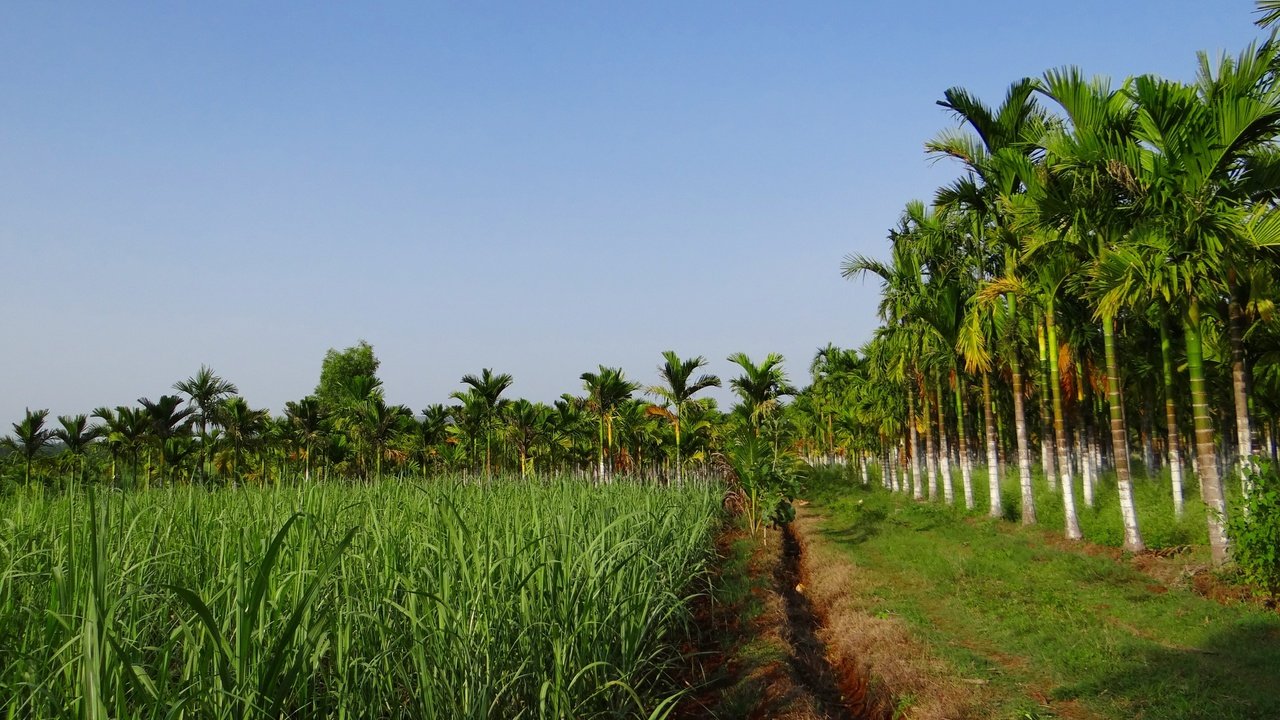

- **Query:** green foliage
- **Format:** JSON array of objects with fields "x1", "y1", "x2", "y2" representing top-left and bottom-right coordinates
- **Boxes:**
[
  {"x1": 314, "y1": 340, "x2": 380, "y2": 412},
  {"x1": 720, "y1": 433, "x2": 805, "y2": 535},
  {"x1": 0, "y1": 478, "x2": 722, "y2": 718},
  {"x1": 1227, "y1": 460, "x2": 1280, "y2": 596},
  {"x1": 805, "y1": 471, "x2": 1280, "y2": 720}
]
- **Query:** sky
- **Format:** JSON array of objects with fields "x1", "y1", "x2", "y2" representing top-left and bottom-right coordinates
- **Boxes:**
[{"x1": 0, "y1": 1, "x2": 1267, "y2": 421}]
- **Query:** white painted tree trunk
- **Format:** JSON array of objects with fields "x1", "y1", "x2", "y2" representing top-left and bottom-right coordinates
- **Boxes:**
[
  {"x1": 1078, "y1": 427, "x2": 1094, "y2": 508},
  {"x1": 938, "y1": 431, "x2": 954, "y2": 505},
  {"x1": 924, "y1": 422, "x2": 938, "y2": 501},
  {"x1": 908, "y1": 394, "x2": 923, "y2": 501},
  {"x1": 983, "y1": 372, "x2": 1002, "y2": 519}
]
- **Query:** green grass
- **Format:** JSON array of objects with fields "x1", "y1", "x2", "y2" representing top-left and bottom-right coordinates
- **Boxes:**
[
  {"x1": 899, "y1": 459, "x2": 1215, "y2": 551},
  {"x1": 0, "y1": 478, "x2": 723, "y2": 719},
  {"x1": 804, "y1": 467, "x2": 1280, "y2": 720}
]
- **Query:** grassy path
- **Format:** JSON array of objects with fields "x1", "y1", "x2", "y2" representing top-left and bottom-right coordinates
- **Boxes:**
[{"x1": 800, "y1": 473, "x2": 1280, "y2": 720}]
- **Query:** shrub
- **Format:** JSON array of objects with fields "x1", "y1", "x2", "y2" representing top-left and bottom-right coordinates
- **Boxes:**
[{"x1": 1227, "y1": 460, "x2": 1280, "y2": 596}]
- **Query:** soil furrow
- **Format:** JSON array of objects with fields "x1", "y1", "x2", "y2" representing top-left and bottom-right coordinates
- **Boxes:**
[{"x1": 776, "y1": 523, "x2": 862, "y2": 720}]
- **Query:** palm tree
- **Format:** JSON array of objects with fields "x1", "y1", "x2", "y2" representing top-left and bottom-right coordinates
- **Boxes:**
[
  {"x1": 284, "y1": 397, "x2": 327, "y2": 482},
  {"x1": 53, "y1": 414, "x2": 101, "y2": 487},
  {"x1": 174, "y1": 366, "x2": 238, "y2": 478},
  {"x1": 362, "y1": 398, "x2": 413, "y2": 482},
  {"x1": 94, "y1": 406, "x2": 149, "y2": 486},
  {"x1": 580, "y1": 366, "x2": 640, "y2": 479},
  {"x1": 1257, "y1": 0, "x2": 1280, "y2": 27},
  {"x1": 648, "y1": 351, "x2": 721, "y2": 485},
  {"x1": 137, "y1": 395, "x2": 195, "y2": 486},
  {"x1": 454, "y1": 369, "x2": 514, "y2": 478},
  {"x1": 615, "y1": 398, "x2": 663, "y2": 473},
  {"x1": 727, "y1": 353, "x2": 795, "y2": 437},
  {"x1": 1025, "y1": 66, "x2": 1158, "y2": 550},
  {"x1": 548, "y1": 394, "x2": 592, "y2": 473},
  {"x1": 215, "y1": 396, "x2": 269, "y2": 484},
  {"x1": 845, "y1": 230, "x2": 934, "y2": 494},
  {"x1": 505, "y1": 399, "x2": 552, "y2": 477},
  {"x1": 417, "y1": 404, "x2": 452, "y2": 471},
  {"x1": 897, "y1": 202, "x2": 984, "y2": 508},
  {"x1": 928, "y1": 78, "x2": 1049, "y2": 525},
  {"x1": 809, "y1": 344, "x2": 858, "y2": 463},
  {"x1": 976, "y1": 254, "x2": 1085, "y2": 539},
  {"x1": 4, "y1": 409, "x2": 54, "y2": 486},
  {"x1": 1100, "y1": 44, "x2": 1280, "y2": 564}
]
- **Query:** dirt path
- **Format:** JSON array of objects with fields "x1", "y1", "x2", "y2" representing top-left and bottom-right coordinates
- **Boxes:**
[
  {"x1": 675, "y1": 523, "x2": 890, "y2": 719},
  {"x1": 776, "y1": 523, "x2": 863, "y2": 720}
]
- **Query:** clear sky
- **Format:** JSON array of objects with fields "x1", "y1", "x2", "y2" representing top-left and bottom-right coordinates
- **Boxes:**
[{"x1": 0, "y1": 1, "x2": 1266, "y2": 421}]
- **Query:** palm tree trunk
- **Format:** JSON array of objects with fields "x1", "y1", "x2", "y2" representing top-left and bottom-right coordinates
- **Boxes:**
[
  {"x1": 982, "y1": 372, "x2": 1003, "y2": 518},
  {"x1": 597, "y1": 414, "x2": 606, "y2": 480},
  {"x1": 921, "y1": 382, "x2": 938, "y2": 501},
  {"x1": 1037, "y1": 320, "x2": 1057, "y2": 491},
  {"x1": 1046, "y1": 310, "x2": 1081, "y2": 540},
  {"x1": 1075, "y1": 371, "x2": 1095, "y2": 509},
  {"x1": 906, "y1": 387, "x2": 923, "y2": 500},
  {"x1": 1141, "y1": 394, "x2": 1158, "y2": 476},
  {"x1": 674, "y1": 415, "x2": 683, "y2": 486},
  {"x1": 1228, "y1": 294, "x2": 1255, "y2": 493},
  {"x1": 1104, "y1": 315, "x2": 1145, "y2": 552},
  {"x1": 1158, "y1": 318, "x2": 1185, "y2": 518},
  {"x1": 1009, "y1": 296, "x2": 1036, "y2": 524},
  {"x1": 935, "y1": 375, "x2": 954, "y2": 505},
  {"x1": 1184, "y1": 298, "x2": 1230, "y2": 565},
  {"x1": 954, "y1": 373, "x2": 975, "y2": 510},
  {"x1": 485, "y1": 425, "x2": 493, "y2": 479}
]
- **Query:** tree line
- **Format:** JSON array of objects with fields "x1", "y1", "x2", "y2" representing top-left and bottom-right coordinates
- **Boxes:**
[
  {"x1": 835, "y1": 5, "x2": 1280, "y2": 567},
  {"x1": 1, "y1": 341, "x2": 831, "y2": 490}
]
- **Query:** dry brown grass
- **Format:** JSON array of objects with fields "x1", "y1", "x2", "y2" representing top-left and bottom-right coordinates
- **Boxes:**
[{"x1": 793, "y1": 511, "x2": 988, "y2": 720}]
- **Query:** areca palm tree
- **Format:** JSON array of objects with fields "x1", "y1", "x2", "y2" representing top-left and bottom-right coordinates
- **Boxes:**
[
  {"x1": 808, "y1": 345, "x2": 837, "y2": 460},
  {"x1": 1097, "y1": 44, "x2": 1280, "y2": 564},
  {"x1": 505, "y1": 399, "x2": 552, "y2": 477},
  {"x1": 1257, "y1": 0, "x2": 1280, "y2": 27},
  {"x1": 1009, "y1": 258, "x2": 1087, "y2": 538},
  {"x1": 284, "y1": 397, "x2": 327, "y2": 482},
  {"x1": 94, "y1": 406, "x2": 149, "y2": 486},
  {"x1": 362, "y1": 398, "x2": 413, "y2": 482},
  {"x1": 137, "y1": 395, "x2": 195, "y2": 486},
  {"x1": 454, "y1": 369, "x2": 514, "y2": 478},
  {"x1": 174, "y1": 366, "x2": 238, "y2": 479},
  {"x1": 1012, "y1": 66, "x2": 1152, "y2": 549},
  {"x1": 54, "y1": 414, "x2": 101, "y2": 487},
  {"x1": 581, "y1": 366, "x2": 640, "y2": 479},
  {"x1": 898, "y1": 202, "x2": 985, "y2": 508},
  {"x1": 215, "y1": 396, "x2": 269, "y2": 484},
  {"x1": 417, "y1": 404, "x2": 453, "y2": 471},
  {"x1": 928, "y1": 78, "x2": 1049, "y2": 525},
  {"x1": 845, "y1": 241, "x2": 931, "y2": 499},
  {"x1": 727, "y1": 352, "x2": 795, "y2": 435},
  {"x1": 648, "y1": 351, "x2": 721, "y2": 485},
  {"x1": 4, "y1": 409, "x2": 54, "y2": 486}
]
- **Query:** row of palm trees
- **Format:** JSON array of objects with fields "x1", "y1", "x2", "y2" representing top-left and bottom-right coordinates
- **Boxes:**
[
  {"x1": 836, "y1": 10, "x2": 1280, "y2": 565},
  {"x1": 1, "y1": 350, "x2": 803, "y2": 489}
]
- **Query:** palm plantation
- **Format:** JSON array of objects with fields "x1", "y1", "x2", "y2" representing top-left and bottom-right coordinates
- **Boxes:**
[{"x1": 4, "y1": 5, "x2": 1280, "y2": 719}]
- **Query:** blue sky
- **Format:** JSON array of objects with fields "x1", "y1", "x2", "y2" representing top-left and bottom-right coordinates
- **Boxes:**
[{"x1": 0, "y1": 1, "x2": 1264, "y2": 421}]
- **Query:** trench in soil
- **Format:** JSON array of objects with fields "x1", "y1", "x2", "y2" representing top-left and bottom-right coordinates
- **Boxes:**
[{"x1": 776, "y1": 523, "x2": 876, "y2": 720}]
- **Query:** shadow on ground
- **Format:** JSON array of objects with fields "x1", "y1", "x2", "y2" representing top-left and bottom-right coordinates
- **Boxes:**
[
  {"x1": 1059, "y1": 618, "x2": 1280, "y2": 720},
  {"x1": 815, "y1": 505, "x2": 888, "y2": 546}
]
